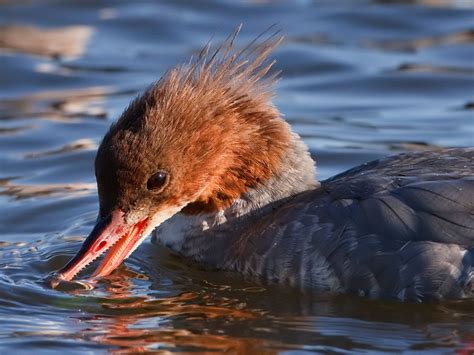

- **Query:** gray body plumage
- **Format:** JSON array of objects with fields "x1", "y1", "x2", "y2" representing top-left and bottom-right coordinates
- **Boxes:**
[{"x1": 153, "y1": 148, "x2": 474, "y2": 302}]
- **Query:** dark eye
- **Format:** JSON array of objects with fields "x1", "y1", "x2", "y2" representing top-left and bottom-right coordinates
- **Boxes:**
[{"x1": 147, "y1": 170, "x2": 169, "y2": 192}]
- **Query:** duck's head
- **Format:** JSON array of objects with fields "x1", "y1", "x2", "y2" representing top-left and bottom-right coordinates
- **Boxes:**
[{"x1": 54, "y1": 30, "x2": 298, "y2": 281}]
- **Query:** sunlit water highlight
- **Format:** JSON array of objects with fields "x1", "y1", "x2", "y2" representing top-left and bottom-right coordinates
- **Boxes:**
[{"x1": 1, "y1": 0, "x2": 473, "y2": 352}]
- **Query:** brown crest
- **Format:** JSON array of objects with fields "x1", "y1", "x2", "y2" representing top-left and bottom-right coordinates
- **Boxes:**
[{"x1": 96, "y1": 26, "x2": 292, "y2": 215}]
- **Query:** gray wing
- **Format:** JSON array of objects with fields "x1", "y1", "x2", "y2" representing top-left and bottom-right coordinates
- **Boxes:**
[{"x1": 228, "y1": 148, "x2": 474, "y2": 301}]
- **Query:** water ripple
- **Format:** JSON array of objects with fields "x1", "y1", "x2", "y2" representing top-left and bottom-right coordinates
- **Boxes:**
[{"x1": 0, "y1": 0, "x2": 473, "y2": 353}]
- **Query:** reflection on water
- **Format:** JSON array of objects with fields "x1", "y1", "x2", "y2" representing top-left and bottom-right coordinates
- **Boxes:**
[
  {"x1": 0, "y1": 180, "x2": 95, "y2": 200},
  {"x1": 367, "y1": 29, "x2": 474, "y2": 52},
  {"x1": 0, "y1": 86, "x2": 111, "y2": 121},
  {"x1": 0, "y1": 25, "x2": 93, "y2": 59},
  {"x1": 24, "y1": 139, "x2": 97, "y2": 159},
  {"x1": 0, "y1": 0, "x2": 473, "y2": 353},
  {"x1": 73, "y1": 274, "x2": 269, "y2": 353},
  {"x1": 394, "y1": 62, "x2": 474, "y2": 74},
  {"x1": 378, "y1": 0, "x2": 474, "y2": 7}
]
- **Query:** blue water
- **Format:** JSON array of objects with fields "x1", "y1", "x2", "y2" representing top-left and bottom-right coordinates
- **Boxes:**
[{"x1": 1, "y1": 0, "x2": 473, "y2": 352}]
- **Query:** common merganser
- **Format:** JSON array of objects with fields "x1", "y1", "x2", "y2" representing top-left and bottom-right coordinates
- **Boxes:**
[{"x1": 53, "y1": 29, "x2": 474, "y2": 302}]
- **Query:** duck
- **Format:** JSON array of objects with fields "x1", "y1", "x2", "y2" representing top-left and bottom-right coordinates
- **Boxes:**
[{"x1": 53, "y1": 29, "x2": 474, "y2": 302}]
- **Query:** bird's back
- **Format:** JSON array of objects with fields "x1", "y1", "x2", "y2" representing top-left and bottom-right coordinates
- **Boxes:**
[{"x1": 222, "y1": 148, "x2": 474, "y2": 301}]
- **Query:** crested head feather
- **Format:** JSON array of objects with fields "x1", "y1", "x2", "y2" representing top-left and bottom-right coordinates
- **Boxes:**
[
  {"x1": 96, "y1": 27, "x2": 294, "y2": 215},
  {"x1": 154, "y1": 25, "x2": 283, "y2": 114}
]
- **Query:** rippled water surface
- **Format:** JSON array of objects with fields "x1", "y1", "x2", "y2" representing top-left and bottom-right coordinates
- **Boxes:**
[{"x1": 1, "y1": 0, "x2": 474, "y2": 353}]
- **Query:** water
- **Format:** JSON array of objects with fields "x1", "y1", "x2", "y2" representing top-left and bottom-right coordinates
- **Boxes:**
[{"x1": 1, "y1": 0, "x2": 474, "y2": 352}]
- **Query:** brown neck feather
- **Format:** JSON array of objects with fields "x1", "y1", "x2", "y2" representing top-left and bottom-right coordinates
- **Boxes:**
[{"x1": 180, "y1": 100, "x2": 292, "y2": 214}]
